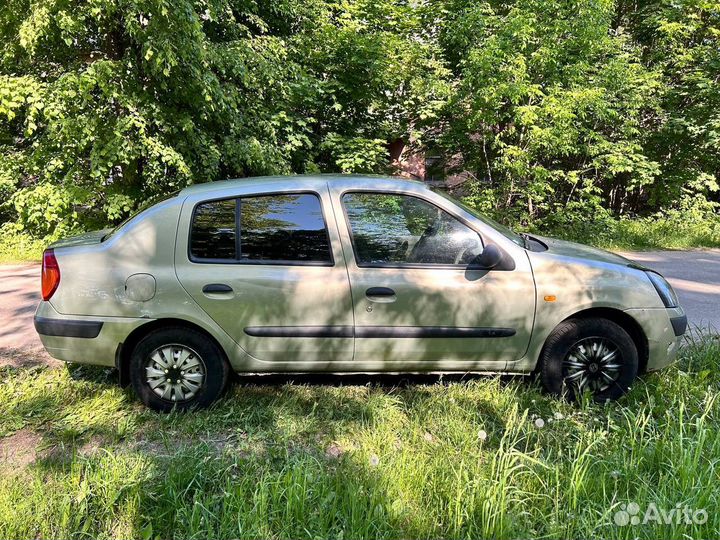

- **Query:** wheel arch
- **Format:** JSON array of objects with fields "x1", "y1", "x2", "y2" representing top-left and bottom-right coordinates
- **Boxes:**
[
  {"x1": 115, "y1": 318, "x2": 230, "y2": 387},
  {"x1": 559, "y1": 307, "x2": 649, "y2": 374}
]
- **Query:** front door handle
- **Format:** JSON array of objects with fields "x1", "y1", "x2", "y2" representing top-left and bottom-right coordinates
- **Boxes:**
[
  {"x1": 365, "y1": 287, "x2": 396, "y2": 303},
  {"x1": 202, "y1": 283, "x2": 233, "y2": 294}
]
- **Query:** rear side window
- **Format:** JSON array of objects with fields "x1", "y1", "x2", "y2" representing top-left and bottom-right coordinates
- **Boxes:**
[
  {"x1": 190, "y1": 193, "x2": 332, "y2": 264},
  {"x1": 239, "y1": 194, "x2": 332, "y2": 262}
]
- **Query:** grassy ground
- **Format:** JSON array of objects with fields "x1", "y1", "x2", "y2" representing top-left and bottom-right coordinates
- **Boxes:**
[
  {"x1": 606, "y1": 218, "x2": 720, "y2": 250},
  {"x1": 0, "y1": 335, "x2": 718, "y2": 539},
  {"x1": 543, "y1": 215, "x2": 720, "y2": 251},
  {"x1": 0, "y1": 227, "x2": 45, "y2": 264}
]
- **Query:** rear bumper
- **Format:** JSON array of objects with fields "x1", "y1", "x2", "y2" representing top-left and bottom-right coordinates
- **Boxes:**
[
  {"x1": 624, "y1": 306, "x2": 686, "y2": 372},
  {"x1": 34, "y1": 302, "x2": 150, "y2": 367},
  {"x1": 34, "y1": 317, "x2": 103, "y2": 339}
]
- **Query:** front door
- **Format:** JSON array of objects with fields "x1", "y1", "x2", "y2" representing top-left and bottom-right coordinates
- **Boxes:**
[
  {"x1": 175, "y1": 188, "x2": 354, "y2": 365},
  {"x1": 334, "y1": 189, "x2": 535, "y2": 371}
]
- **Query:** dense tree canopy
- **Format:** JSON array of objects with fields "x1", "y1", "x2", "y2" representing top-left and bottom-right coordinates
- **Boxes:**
[{"x1": 0, "y1": 0, "x2": 718, "y2": 240}]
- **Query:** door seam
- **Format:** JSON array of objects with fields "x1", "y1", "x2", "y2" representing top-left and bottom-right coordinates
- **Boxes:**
[{"x1": 326, "y1": 182, "x2": 357, "y2": 359}]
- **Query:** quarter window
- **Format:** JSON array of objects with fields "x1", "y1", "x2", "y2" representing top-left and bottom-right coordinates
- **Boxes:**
[
  {"x1": 190, "y1": 193, "x2": 332, "y2": 264},
  {"x1": 342, "y1": 193, "x2": 482, "y2": 266},
  {"x1": 190, "y1": 199, "x2": 237, "y2": 260}
]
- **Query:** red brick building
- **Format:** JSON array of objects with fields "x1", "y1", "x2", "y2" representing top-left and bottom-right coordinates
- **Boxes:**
[{"x1": 388, "y1": 138, "x2": 472, "y2": 189}]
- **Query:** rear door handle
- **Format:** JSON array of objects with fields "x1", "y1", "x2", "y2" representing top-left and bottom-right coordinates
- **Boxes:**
[
  {"x1": 202, "y1": 283, "x2": 233, "y2": 294},
  {"x1": 366, "y1": 287, "x2": 396, "y2": 303}
]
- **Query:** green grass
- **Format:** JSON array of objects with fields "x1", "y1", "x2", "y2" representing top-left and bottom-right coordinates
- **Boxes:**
[
  {"x1": 0, "y1": 224, "x2": 46, "y2": 263},
  {"x1": 545, "y1": 214, "x2": 720, "y2": 251},
  {"x1": 1, "y1": 336, "x2": 719, "y2": 539},
  {"x1": 603, "y1": 216, "x2": 720, "y2": 250}
]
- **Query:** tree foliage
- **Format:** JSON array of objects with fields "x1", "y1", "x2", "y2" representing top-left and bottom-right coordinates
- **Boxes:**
[
  {"x1": 624, "y1": 0, "x2": 720, "y2": 206},
  {"x1": 438, "y1": 0, "x2": 663, "y2": 226},
  {"x1": 0, "y1": 0, "x2": 717, "y2": 239}
]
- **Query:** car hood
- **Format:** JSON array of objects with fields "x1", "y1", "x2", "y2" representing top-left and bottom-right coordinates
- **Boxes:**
[
  {"x1": 48, "y1": 229, "x2": 112, "y2": 249},
  {"x1": 533, "y1": 235, "x2": 634, "y2": 267}
]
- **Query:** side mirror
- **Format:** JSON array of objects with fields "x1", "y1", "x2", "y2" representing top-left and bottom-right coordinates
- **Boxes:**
[{"x1": 475, "y1": 244, "x2": 503, "y2": 269}]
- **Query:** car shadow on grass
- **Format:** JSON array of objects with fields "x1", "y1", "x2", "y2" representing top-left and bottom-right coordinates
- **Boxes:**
[
  {"x1": 21, "y1": 373, "x2": 523, "y2": 539},
  {"x1": 0, "y1": 359, "x2": 581, "y2": 539},
  {"x1": 26, "y1": 363, "x2": 525, "y2": 462}
]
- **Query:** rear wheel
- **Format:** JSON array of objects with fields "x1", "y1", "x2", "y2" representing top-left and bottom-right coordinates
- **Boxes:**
[
  {"x1": 540, "y1": 318, "x2": 638, "y2": 402},
  {"x1": 130, "y1": 327, "x2": 230, "y2": 412}
]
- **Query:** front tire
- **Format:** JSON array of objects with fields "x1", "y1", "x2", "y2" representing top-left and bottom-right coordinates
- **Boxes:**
[
  {"x1": 130, "y1": 327, "x2": 230, "y2": 412},
  {"x1": 540, "y1": 318, "x2": 638, "y2": 402}
]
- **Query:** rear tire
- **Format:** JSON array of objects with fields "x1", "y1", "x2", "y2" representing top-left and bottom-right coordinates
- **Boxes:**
[
  {"x1": 540, "y1": 318, "x2": 638, "y2": 402},
  {"x1": 129, "y1": 327, "x2": 230, "y2": 412}
]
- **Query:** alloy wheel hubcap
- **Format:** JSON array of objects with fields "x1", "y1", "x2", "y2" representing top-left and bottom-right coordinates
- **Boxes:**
[
  {"x1": 145, "y1": 344, "x2": 206, "y2": 402},
  {"x1": 562, "y1": 338, "x2": 622, "y2": 394}
]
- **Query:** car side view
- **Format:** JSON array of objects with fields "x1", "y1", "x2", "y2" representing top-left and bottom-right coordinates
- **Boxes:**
[{"x1": 34, "y1": 175, "x2": 687, "y2": 411}]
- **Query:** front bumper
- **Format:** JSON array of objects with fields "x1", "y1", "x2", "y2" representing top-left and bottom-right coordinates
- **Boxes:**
[
  {"x1": 669, "y1": 314, "x2": 688, "y2": 337},
  {"x1": 34, "y1": 301, "x2": 151, "y2": 367},
  {"x1": 624, "y1": 306, "x2": 686, "y2": 372}
]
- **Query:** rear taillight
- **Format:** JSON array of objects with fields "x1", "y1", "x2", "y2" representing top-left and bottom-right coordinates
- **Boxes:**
[{"x1": 41, "y1": 249, "x2": 60, "y2": 301}]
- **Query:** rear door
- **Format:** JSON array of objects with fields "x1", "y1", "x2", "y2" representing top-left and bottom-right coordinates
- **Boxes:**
[
  {"x1": 175, "y1": 184, "x2": 354, "y2": 365},
  {"x1": 331, "y1": 184, "x2": 535, "y2": 371}
]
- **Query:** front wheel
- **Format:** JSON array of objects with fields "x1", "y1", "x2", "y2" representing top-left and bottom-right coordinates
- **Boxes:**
[
  {"x1": 130, "y1": 327, "x2": 230, "y2": 412},
  {"x1": 540, "y1": 318, "x2": 638, "y2": 402}
]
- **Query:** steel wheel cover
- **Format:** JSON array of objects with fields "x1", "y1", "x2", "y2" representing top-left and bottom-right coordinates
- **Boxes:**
[{"x1": 144, "y1": 344, "x2": 206, "y2": 402}]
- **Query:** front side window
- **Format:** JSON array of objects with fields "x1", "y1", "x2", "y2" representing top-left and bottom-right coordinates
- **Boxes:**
[
  {"x1": 433, "y1": 189, "x2": 526, "y2": 247},
  {"x1": 342, "y1": 192, "x2": 483, "y2": 266},
  {"x1": 190, "y1": 193, "x2": 332, "y2": 264}
]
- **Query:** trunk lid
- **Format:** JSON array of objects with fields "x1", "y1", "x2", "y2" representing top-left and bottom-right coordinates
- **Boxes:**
[{"x1": 47, "y1": 229, "x2": 112, "y2": 249}]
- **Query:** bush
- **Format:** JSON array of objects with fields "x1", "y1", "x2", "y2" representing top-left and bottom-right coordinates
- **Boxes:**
[{"x1": 11, "y1": 183, "x2": 83, "y2": 239}]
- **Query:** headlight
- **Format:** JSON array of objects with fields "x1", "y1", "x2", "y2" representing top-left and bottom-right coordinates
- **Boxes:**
[{"x1": 645, "y1": 271, "x2": 679, "y2": 308}]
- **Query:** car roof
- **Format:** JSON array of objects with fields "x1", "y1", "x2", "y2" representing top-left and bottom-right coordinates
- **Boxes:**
[{"x1": 178, "y1": 174, "x2": 426, "y2": 196}]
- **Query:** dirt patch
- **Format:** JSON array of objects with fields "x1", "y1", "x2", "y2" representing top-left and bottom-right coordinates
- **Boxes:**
[
  {"x1": 325, "y1": 442, "x2": 344, "y2": 459},
  {"x1": 0, "y1": 346, "x2": 58, "y2": 368},
  {"x1": 131, "y1": 430, "x2": 270, "y2": 459},
  {"x1": 0, "y1": 428, "x2": 43, "y2": 467},
  {"x1": 78, "y1": 434, "x2": 113, "y2": 457}
]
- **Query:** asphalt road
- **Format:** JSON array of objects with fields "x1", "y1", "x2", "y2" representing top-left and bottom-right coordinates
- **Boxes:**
[
  {"x1": 618, "y1": 249, "x2": 720, "y2": 333},
  {"x1": 1, "y1": 249, "x2": 718, "y2": 365},
  {"x1": 0, "y1": 263, "x2": 56, "y2": 366}
]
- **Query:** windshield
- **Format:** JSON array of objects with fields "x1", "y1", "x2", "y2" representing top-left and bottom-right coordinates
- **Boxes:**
[
  {"x1": 102, "y1": 190, "x2": 180, "y2": 241},
  {"x1": 433, "y1": 189, "x2": 526, "y2": 247}
]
